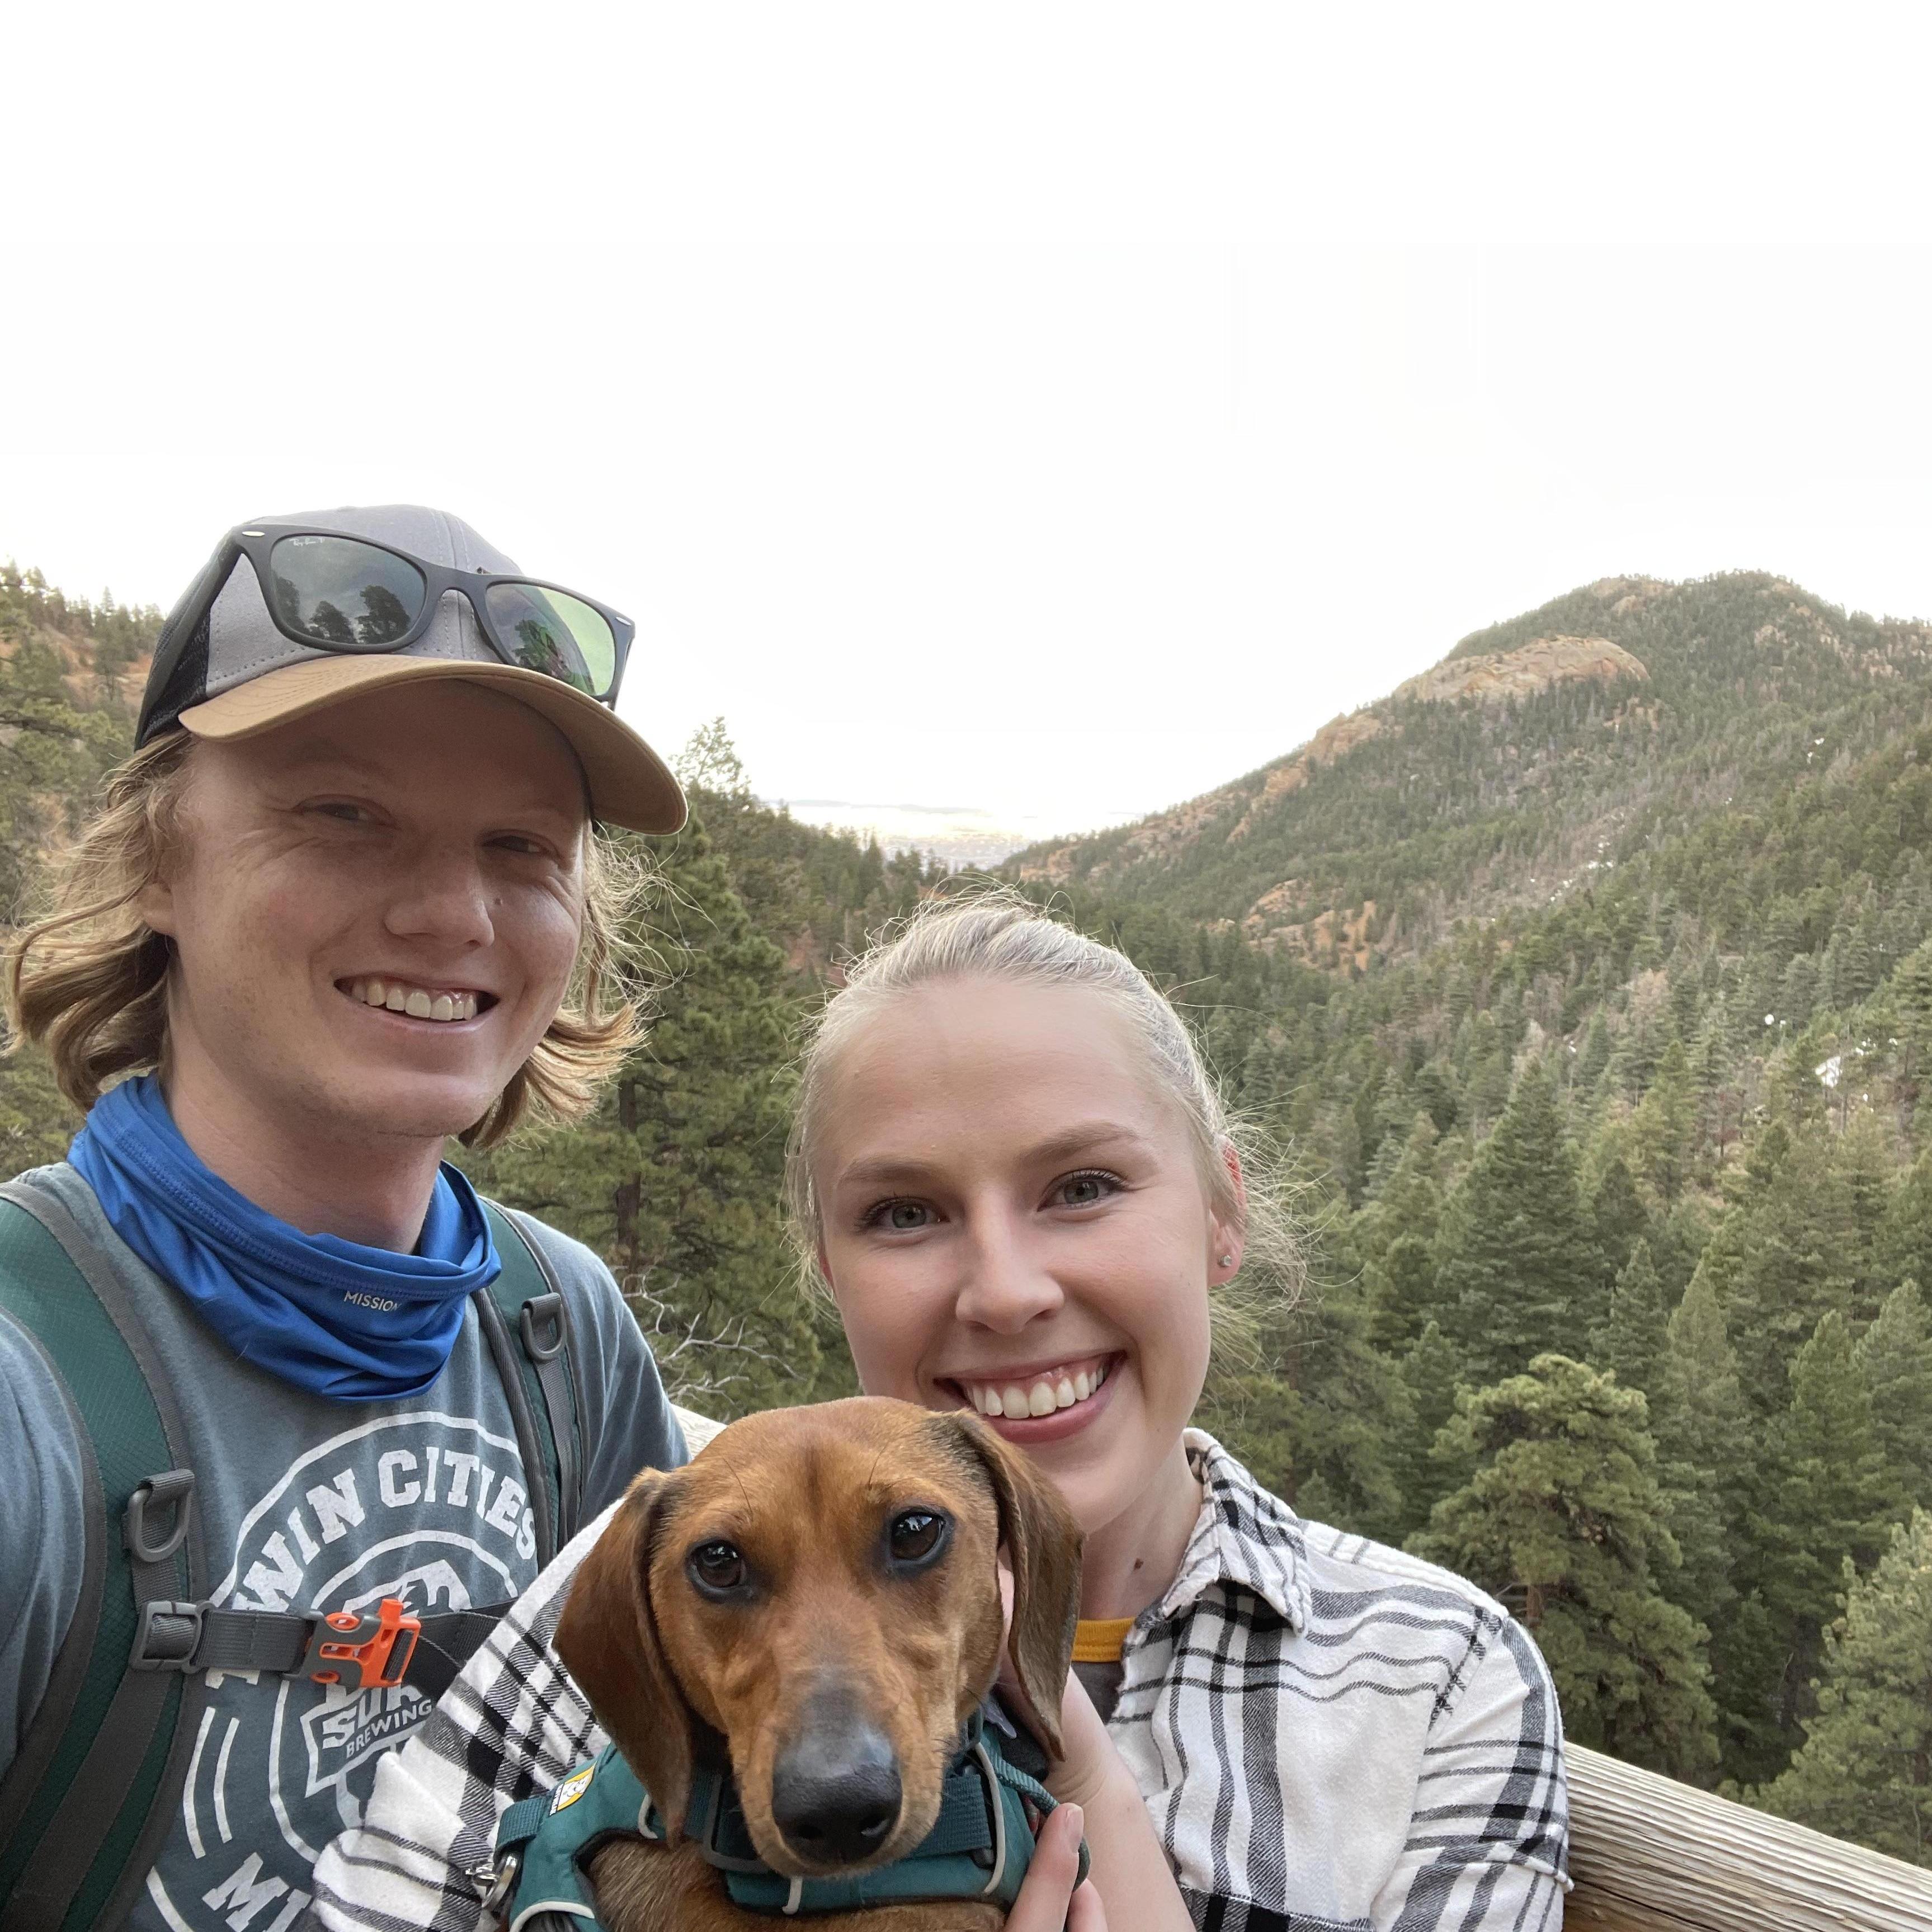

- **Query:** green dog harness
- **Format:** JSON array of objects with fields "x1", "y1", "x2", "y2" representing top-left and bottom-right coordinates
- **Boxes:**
[{"x1": 490, "y1": 1710, "x2": 1085, "y2": 1928}]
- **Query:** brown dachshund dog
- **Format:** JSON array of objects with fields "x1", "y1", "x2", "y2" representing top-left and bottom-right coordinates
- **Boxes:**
[{"x1": 552, "y1": 1396, "x2": 1086, "y2": 1932}]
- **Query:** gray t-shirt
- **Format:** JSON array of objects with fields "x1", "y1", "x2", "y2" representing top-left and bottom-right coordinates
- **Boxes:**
[{"x1": 0, "y1": 1162, "x2": 685, "y2": 1932}]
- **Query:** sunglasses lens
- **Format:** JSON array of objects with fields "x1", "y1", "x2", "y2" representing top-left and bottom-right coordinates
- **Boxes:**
[
  {"x1": 483, "y1": 583, "x2": 618, "y2": 697},
  {"x1": 267, "y1": 536, "x2": 426, "y2": 647}
]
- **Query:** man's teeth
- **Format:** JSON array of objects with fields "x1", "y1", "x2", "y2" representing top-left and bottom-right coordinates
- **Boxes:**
[
  {"x1": 347, "y1": 978, "x2": 479, "y2": 1023},
  {"x1": 964, "y1": 1361, "x2": 1109, "y2": 1419}
]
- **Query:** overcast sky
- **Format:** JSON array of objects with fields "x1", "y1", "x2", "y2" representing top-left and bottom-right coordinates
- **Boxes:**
[{"x1": 8, "y1": 7, "x2": 1932, "y2": 838}]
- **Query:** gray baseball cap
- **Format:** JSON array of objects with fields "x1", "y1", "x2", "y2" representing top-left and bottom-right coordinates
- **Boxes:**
[{"x1": 139, "y1": 505, "x2": 686, "y2": 833}]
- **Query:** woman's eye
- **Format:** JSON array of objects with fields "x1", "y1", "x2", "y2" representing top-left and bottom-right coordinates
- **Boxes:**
[
  {"x1": 871, "y1": 1200, "x2": 934, "y2": 1232},
  {"x1": 1053, "y1": 1170, "x2": 1119, "y2": 1208},
  {"x1": 887, "y1": 1510, "x2": 948, "y2": 1564},
  {"x1": 688, "y1": 1540, "x2": 748, "y2": 1593}
]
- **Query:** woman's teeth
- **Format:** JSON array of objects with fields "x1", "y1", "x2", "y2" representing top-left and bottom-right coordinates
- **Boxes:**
[
  {"x1": 962, "y1": 1360, "x2": 1109, "y2": 1420},
  {"x1": 346, "y1": 978, "x2": 480, "y2": 1023}
]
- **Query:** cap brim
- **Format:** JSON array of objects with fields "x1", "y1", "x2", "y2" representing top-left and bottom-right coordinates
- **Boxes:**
[{"x1": 178, "y1": 656, "x2": 688, "y2": 833}]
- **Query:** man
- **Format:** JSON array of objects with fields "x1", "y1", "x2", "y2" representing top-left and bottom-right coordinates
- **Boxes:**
[{"x1": 0, "y1": 506, "x2": 688, "y2": 1931}]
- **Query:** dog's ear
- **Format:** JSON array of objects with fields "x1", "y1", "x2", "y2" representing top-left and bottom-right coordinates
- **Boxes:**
[
  {"x1": 554, "y1": 1466, "x2": 701, "y2": 1836},
  {"x1": 943, "y1": 1412, "x2": 1084, "y2": 1759}
]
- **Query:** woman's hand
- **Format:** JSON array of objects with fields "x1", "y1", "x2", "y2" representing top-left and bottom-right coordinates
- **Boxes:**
[{"x1": 1006, "y1": 1803, "x2": 1107, "y2": 1932}]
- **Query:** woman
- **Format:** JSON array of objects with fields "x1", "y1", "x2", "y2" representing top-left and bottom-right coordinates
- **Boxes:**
[{"x1": 313, "y1": 894, "x2": 1568, "y2": 1931}]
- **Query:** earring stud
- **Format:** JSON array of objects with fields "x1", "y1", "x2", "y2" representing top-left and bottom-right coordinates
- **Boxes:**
[{"x1": 1219, "y1": 1254, "x2": 1234, "y2": 1267}]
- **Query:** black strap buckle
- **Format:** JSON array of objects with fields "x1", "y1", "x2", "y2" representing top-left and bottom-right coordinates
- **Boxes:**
[
  {"x1": 519, "y1": 1292, "x2": 567, "y2": 1361},
  {"x1": 124, "y1": 1469, "x2": 196, "y2": 1565},
  {"x1": 129, "y1": 1599, "x2": 206, "y2": 1673}
]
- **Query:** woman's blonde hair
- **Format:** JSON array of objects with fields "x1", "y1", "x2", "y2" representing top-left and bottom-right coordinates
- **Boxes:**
[
  {"x1": 783, "y1": 887, "x2": 1304, "y2": 1354},
  {"x1": 3, "y1": 732, "x2": 645, "y2": 1149}
]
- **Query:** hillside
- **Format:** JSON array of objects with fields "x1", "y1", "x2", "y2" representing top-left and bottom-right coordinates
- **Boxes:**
[
  {"x1": 9, "y1": 559, "x2": 1932, "y2": 1853},
  {"x1": 1014, "y1": 571, "x2": 1932, "y2": 970}
]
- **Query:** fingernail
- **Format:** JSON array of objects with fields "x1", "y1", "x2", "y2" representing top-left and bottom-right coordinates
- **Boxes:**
[{"x1": 1062, "y1": 1803, "x2": 1084, "y2": 1840}]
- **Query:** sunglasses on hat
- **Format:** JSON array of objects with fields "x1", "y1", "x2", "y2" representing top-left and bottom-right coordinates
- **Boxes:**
[{"x1": 139, "y1": 522, "x2": 634, "y2": 744}]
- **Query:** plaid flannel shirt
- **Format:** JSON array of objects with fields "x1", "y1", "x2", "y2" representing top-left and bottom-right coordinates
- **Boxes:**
[{"x1": 305, "y1": 1430, "x2": 1568, "y2": 1932}]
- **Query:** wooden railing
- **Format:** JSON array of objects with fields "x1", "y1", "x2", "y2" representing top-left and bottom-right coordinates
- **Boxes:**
[
  {"x1": 1566, "y1": 1743, "x2": 1932, "y2": 1930},
  {"x1": 669, "y1": 1413, "x2": 1932, "y2": 1927}
]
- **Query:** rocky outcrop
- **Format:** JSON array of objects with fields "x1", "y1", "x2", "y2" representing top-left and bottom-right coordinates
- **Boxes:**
[{"x1": 1391, "y1": 634, "x2": 1647, "y2": 709}]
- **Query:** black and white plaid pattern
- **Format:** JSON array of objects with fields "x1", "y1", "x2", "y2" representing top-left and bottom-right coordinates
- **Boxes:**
[{"x1": 306, "y1": 1431, "x2": 1567, "y2": 1931}]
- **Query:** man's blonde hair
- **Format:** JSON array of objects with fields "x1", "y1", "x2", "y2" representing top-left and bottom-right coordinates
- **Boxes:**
[{"x1": 4, "y1": 733, "x2": 643, "y2": 1148}]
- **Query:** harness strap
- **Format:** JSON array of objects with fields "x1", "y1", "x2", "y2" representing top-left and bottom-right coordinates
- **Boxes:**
[{"x1": 495, "y1": 1714, "x2": 1087, "y2": 1926}]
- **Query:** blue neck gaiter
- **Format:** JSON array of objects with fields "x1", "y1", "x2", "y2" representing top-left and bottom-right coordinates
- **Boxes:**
[{"x1": 69, "y1": 1075, "x2": 500, "y2": 1403}]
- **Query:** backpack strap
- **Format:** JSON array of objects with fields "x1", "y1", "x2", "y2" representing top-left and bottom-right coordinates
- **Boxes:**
[
  {"x1": 478, "y1": 1203, "x2": 585, "y2": 1561},
  {"x1": 0, "y1": 1180, "x2": 207, "y2": 1932}
]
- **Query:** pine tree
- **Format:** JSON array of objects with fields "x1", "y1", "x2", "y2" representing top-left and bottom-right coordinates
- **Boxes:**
[
  {"x1": 466, "y1": 814, "x2": 829, "y2": 1415},
  {"x1": 1204, "y1": 1275, "x2": 1407, "y2": 1544},
  {"x1": 1836, "y1": 1107, "x2": 1895, "y2": 1326},
  {"x1": 1736, "y1": 1310, "x2": 1895, "y2": 1773},
  {"x1": 1655, "y1": 1269, "x2": 1748, "y2": 1634},
  {"x1": 1460, "y1": 1011, "x2": 1511, "y2": 1128},
  {"x1": 1592, "y1": 1238, "x2": 1669, "y2": 1403},
  {"x1": 1857, "y1": 1279, "x2": 1932, "y2": 1519},
  {"x1": 1413, "y1": 1354, "x2": 1718, "y2": 1779},
  {"x1": 1690, "y1": 1121, "x2": 1857, "y2": 1416},
  {"x1": 1433, "y1": 1058, "x2": 1602, "y2": 1385},
  {"x1": 672, "y1": 715, "x2": 750, "y2": 794},
  {"x1": 1760, "y1": 1510, "x2": 1932, "y2": 1867},
  {"x1": 1364, "y1": 1233, "x2": 1443, "y2": 1355},
  {"x1": 1877, "y1": 1150, "x2": 1932, "y2": 1302},
  {"x1": 1585, "y1": 1141, "x2": 1651, "y2": 1283},
  {"x1": 1388, "y1": 1320, "x2": 1466, "y2": 1542},
  {"x1": 1690, "y1": 1014, "x2": 1740, "y2": 1175},
  {"x1": 1629, "y1": 1037, "x2": 1697, "y2": 1201},
  {"x1": 1358, "y1": 1113, "x2": 1443, "y2": 1255},
  {"x1": 1576, "y1": 1011, "x2": 1613, "y2": 1092},
  {"x1": 1354, "y1": 1114, "x2": 1448, "y2": 1353}
]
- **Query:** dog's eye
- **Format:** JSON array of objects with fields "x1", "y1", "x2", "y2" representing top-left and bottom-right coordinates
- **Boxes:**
[
  {"x1": 888, "y1": 1510, "x2": 948, "y2": 1564},
  {"x1": 688, "y1": 1540, "x2": 749, "y2": 1594}
]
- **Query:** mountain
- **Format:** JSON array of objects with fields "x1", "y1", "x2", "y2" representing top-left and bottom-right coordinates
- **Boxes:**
[{"x1": 1012, "y1": 571, "x2": 1932, "y2": 971}]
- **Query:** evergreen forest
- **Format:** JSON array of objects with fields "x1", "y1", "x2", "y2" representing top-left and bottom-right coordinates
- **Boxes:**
[{"x1": 6, "y1": 559, "x2": 1932, "y2": 1866}]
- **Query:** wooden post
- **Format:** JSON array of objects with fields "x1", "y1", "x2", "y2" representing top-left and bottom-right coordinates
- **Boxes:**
[{"x1": 1566, "y1": 1743, "x2": 1932, "y2": 1931}]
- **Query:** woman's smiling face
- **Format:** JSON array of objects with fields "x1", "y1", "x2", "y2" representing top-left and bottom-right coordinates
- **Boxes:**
[{"x1": 814, "y1": 976, "x2": 1237, "y2": 1541}]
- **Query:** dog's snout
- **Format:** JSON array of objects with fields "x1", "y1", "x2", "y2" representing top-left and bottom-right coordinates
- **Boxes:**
[{"x1": 771, "y1": 1715, "x2": 903, "y2": 1867}]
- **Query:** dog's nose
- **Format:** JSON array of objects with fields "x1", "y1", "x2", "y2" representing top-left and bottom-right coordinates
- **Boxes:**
[{"x1": 771, "y1": 1722, "x2": 903, "y2": 1866}]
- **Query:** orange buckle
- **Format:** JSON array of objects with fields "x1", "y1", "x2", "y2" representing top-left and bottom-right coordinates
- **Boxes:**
[{"x1": 303, "y1": 1598, "x2": 421, "y2": 1690}]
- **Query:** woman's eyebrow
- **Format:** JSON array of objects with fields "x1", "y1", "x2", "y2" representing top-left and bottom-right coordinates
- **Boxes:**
[
  {"x1": 1020, "y1": 1121, "x2": 1153, "y2": 1166},
  {"x1": 833, "y1": 1121, "x2": 1151, "y2": 1193}
]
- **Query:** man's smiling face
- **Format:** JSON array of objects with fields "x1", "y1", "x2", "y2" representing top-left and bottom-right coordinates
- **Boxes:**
[{"x1": 140, "y1": 680, "x2": 590, "y2": 1152}]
